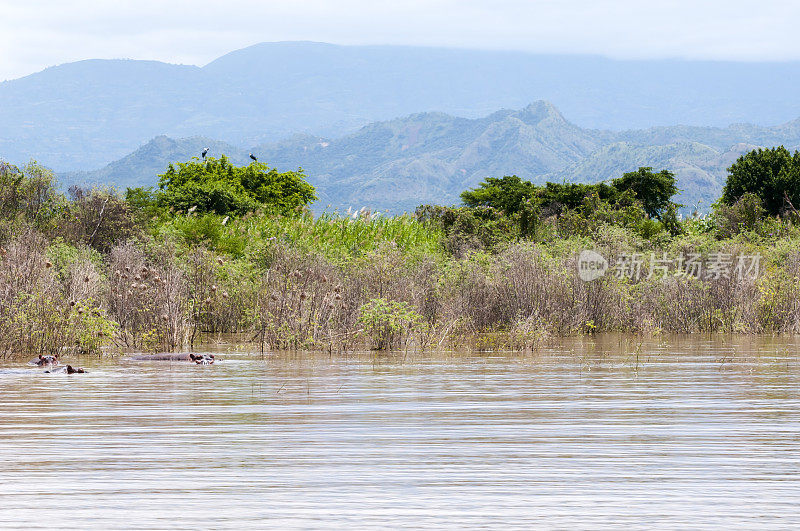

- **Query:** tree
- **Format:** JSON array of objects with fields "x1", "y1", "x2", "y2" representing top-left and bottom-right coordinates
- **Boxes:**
[
  {"x1": 60, "y1": 186, "x2": 136, "y2": 253},
  {"x1": 456, "y1": 168, "x2": 680, "y2": 241},
  {"x1": 721, "y1": 146, "x2": 800, "y2": 216},
  {"x1": 157, "y1": 156, "x2": 317, "y2": 216},
  {"x1": 611, "y1": 167, "x2": 679, "y2": 220},
  {"x1": 460, "y1": 175, "x2": 537, "y2": 215},
  {"x1": 0, "y1": 161, "x2": 61, "y2": 225},
  {"x1": 534, "y1": 182, "x2": 618, "y2": 213}
]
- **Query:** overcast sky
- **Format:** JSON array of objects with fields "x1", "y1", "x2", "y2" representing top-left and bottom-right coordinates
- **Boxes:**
[{"x1": 1, "y1": 0, "x2": 798, "y2": 81}]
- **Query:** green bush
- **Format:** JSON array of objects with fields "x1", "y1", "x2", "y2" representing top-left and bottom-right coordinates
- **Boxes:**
[
  {"x1": 358, "y1": 298, "x2": 423, "y2": 350},
  {"x1": 452, "y1": 168, "x2": 680, "y2": 243},
  {"x1": 722, "y1": 146, "x2": 800, "y2": 216},
  {"x1": 157, "y1": 156, "x2": 316, "y2": 216},
  {"x1": 158, "y1": 214, "x2": 248, "y2": 257},
  {"x1": 713, "y1": 192, "x2": 766, "y2": 239},
  {"x1": 611, "y1": 167, "x2": 680, "y2": 220},
  {"x1": 0, "y1": 160, "x2": 62, "y2": 233},
  {"x1": 415, "y1": 204, "x2": 517, "y2": 253}
]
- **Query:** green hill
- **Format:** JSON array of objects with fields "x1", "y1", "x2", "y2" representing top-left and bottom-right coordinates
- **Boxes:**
[{"x1": 61, "y1": 102, "x2": 800, "y2": 213}]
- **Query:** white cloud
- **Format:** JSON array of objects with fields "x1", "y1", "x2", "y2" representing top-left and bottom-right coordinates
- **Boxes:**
[{"x1": 1, "y1": 0, "x2": 799, "y2": 81}]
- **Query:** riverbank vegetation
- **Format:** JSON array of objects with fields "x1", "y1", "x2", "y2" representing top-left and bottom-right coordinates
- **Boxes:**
[{"x1": 2, "y1": 148, "x2": 800, "y2": 357}]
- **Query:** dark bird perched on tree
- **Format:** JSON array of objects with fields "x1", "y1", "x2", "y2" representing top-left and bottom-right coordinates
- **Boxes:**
[
  {"x1": 202, "y1": 147, "x2": 209, "y2": 160},
  {"x1": 249, "y1": 153, "x2": 257, "y2": 162}
]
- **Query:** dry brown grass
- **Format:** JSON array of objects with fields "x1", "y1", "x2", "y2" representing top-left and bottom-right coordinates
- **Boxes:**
[{"x1": 3, "y1": 226, "x2": 800, "y2": 356}]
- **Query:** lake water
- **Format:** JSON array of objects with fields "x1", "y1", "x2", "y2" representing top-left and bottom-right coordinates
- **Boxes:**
[{"x1": 1, "y1": 335, "x2": 799, "y2": 528}]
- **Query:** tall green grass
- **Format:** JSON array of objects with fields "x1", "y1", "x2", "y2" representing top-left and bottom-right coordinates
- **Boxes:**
[{"x1": 162, "y1": 211, "x2": 445, "y2": 262}]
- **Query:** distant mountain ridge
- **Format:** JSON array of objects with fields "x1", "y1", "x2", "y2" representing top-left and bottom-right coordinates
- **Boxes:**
[
  {"x1": 64, "y1": 136, "x2": 249, "y2": 189},
  {"x1": 62, "y1": 101, "x2": 800, "y2": 213},
  {"x1": 4, "y1": 41, "x2": 800, "y2": 171}
]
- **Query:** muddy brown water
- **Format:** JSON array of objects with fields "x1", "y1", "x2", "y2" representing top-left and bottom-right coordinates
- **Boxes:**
[{"x1": 1, "y1": 335, "x2": 799, "y2": 528}]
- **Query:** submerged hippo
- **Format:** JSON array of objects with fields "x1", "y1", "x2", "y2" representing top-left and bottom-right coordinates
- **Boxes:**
[
  {"x1": 44, "y1": 365, "x2": 87, "y2": 374},
  {"x1": 30, "y1": 355, "x2": 58, "y2": 367},
  {"x1": 127, "y1": 353, "x2": 216, "y2": 365},
  {"x1": 127, "y1": 353, "x2": 194, "y2": 361},
  {"x1": 189, "y1": 353, "x2": 215, "y2": 365}
]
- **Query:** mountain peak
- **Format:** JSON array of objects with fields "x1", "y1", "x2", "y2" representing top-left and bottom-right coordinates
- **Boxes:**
[{"x1": 517, "y1": 101, "x2": 566, "y2": 124}]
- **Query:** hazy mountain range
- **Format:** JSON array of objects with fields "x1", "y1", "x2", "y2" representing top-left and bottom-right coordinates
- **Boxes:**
[
  {"x1": 4, "y1": 41, "x2": 800, "y2": 173},
  {"x1": 62, "y1": 101, "x2": 800, "y2": 213}
]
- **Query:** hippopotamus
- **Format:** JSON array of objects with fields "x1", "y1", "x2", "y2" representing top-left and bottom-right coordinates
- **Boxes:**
[
  {"x1": 30, "y1": 355, "x2": 58, "y2": 366},
  {"x1": 127, "y1": 353, "x2": 216, "y2": 364},
  {"x1": 189, "y1": 353, "x2": 215, "y2": 365},
  {"x1": 44, "y1": 365, "x2": 87, "y2": 374},
  {"x1": 127, "y1": 353, "x2": 194, "y2": 361}
]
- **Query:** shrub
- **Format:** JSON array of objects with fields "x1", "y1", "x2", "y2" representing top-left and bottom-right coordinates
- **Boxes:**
[
  {"x1": 713, "y1": 192, "x2": 765, "y2": 239},
  {"x1": 159, "y1": 214, "x2": 247, "y2": 257},
  {"x1": 0, "y1": 230, "x2": 119, "y2": 356},
  {"x1": 59, "y1": 186, "x2": 137, "y2": 252},
  {"x1": 0, "y1": 161, "x2": 61, "y2": 233},
  {"x1": 721, "y1": 146, "x2": 800, "y2": 216},
  {"x1": 415, "y1": 204, "x2": 516, "y2": 254},
  {"x1": 157, "y1": 156, "x2": 317, "y2": 216},
  {"x1": 358, "y1": 298, "x2": 423, "y2": 350}
]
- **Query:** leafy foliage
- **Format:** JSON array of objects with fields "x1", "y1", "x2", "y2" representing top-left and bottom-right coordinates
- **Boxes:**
[
  {"x1": 713, "y1": 192, "x2": 766, "y2": 239},
  {"x1": 533, "y1": 181, "x2": 618, "y2": 213},
  {"x1": 157, "y1": 156, "x2": 317, "y2": 216},
  {"x1": 0, "y1": 161, "x2": 62, "y2": 233},
  {"x1": 460, "y1": 175, "x2": 537, "y2": 215},
  {"x1": 59, "y1": 186, "x2": 137, "y2": 253},
  {"x1": 441, "y1": 167, "x2": 682, "y2": 250},
  {"x1": 611, "y1": 167, "x2": 680, "y2": 220},
  {"x1": 462, "y1": 168, "x2": 679, "y2": 220},
  {"x1": 358, "y1": 298, "x2": 423, "y2": 350},
  {"x1": 722, "y1": 146, "x2": 800, "y2": 216},
  {"x1": 415, "y1": 204, "x2": 518, "y2": 254}
]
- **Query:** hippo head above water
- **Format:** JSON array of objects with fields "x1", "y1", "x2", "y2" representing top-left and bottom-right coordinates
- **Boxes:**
[
  {"x1": 44, "y1": 365, "x2": 86, "y2": 374},
  {"x1": 32, "y1": 355, "x2": 59, "y2": 366},
  {"x1": 189, "y1": 353, "x2": 215, "y2": 365}
]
